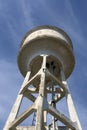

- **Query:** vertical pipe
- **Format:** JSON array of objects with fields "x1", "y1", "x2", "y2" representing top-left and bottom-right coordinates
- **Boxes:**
[{"x1": 50, "y1": 61, "x2": 57, "y2": 130}]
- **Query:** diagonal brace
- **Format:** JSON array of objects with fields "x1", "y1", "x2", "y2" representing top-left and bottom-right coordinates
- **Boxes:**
[
  {"x1": 20, "y1": 71, "x2": 41, "y2": 94},
  {"x1": 46, "y1": 69, "x2": 68, "y2": 91},
  {"x1": 48, "y1": 104, "x2": 76, "y2": 130},
  {"x1": 9, "y1": 104, "x2": 35, "y2": 129}
]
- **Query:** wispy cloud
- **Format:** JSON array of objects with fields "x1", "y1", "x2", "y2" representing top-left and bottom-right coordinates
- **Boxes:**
[
  {"x1": 20, "y1": 0, "x2": 34, "y2": 27},
  {"x1": 0, "y1": 59, "x2": 22, "y2": 127},
  {"x1": 0, "y1": 0, "x2": 86, "y2": 129}
]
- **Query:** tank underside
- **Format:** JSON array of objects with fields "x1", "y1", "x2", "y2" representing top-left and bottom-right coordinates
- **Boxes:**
[{"x1": 18, "y1": 25, "x2": 75, "y2": 79}]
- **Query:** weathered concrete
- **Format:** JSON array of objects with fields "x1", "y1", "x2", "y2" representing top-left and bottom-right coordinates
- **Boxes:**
[
  {"x1": 18, "y1": 25, "x2": 75, "y2": 80},
  {"x1": 3, "y1": 71, "x2": 31, "y2": 130},
  {"x1": 60, "y1": 69, "x2": 82, "y2": 130},
  {"x1": 4, "y1": 26, "x2": 82, "y2": 130},
  {"x1": 16, "y1": 126, "x2": 69, "y2": 130}
]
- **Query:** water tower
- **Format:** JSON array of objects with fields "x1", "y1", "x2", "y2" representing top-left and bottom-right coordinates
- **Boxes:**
[{"x1": 4, "y1": 25, "x2": 82, "y2": 130}]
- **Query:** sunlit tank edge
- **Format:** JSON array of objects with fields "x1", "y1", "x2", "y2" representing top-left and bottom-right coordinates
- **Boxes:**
[{"x1": 18, "y1": 25, "x2": 75, "y2": 80}]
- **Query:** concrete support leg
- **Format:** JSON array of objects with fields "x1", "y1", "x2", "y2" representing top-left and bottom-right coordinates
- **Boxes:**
[
  {"x1": 35, "y1": 55, "x2": 47, "y2": 130},
  {"x1": 4, "y1": 53, "x2": 82, "y2": 130},
  {"x1": 66, "y1": 92, "x2": 82, "y2": 130},
  {"x1": 35, "y1": 98, "x2": 44, "y2": 130},
  {"x1": 3, "y1": 71, "x2": 31, "y2": 130},
  {"x1": 60, "y1": 68, "x2": 82, "y2": 130}
]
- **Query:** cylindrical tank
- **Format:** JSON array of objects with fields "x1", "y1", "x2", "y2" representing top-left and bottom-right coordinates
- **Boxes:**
[{"x1": 18, "y1": 25, "x2": 75, "y2": 80}]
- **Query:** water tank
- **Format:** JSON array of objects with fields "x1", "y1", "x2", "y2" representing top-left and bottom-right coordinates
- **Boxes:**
[{"x1": 18, "y1": 25, "x2": 75, "y2": 80}]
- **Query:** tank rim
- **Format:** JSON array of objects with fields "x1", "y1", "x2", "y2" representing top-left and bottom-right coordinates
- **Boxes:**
[
  {"x1": 18, "y1": 36, "x2": 75, "y2": 79},
  {"x1": 20, "y1": 25, "x2": 73, "y2": 49}
]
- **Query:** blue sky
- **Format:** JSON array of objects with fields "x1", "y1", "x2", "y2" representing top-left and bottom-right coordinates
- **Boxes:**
[{"x1": 0, "y1": 0, "x2": 87, "y2": 129}]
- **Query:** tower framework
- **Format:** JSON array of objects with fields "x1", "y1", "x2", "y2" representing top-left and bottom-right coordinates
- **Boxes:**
[{"x1": 4, "y1": 26, "x2": 82, "y2": 130}]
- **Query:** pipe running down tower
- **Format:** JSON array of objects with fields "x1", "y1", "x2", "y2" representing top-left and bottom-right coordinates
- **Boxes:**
[{"x1": 4, "y1": 25, "x2": 82, "y2": 130}]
